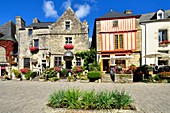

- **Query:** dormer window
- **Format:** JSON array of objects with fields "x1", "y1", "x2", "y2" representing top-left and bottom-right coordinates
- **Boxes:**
[
  {"x1": 158, "y1": 13, "x2": 163, "y2": 19},
  {"x1": 157, "y1": 9, "x2": 164, "y2": 19},
  {"x1": 65, "y1": 21, "x2": 70, "y2": 30}
]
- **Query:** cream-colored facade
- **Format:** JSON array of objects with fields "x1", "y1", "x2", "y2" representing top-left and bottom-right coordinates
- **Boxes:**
[
  {"x1": 16, "y1": 7, "x2": 89, "y2": 73},
  {"x1": 140, "y1": 9, "x2": 170, "y2": 66}
]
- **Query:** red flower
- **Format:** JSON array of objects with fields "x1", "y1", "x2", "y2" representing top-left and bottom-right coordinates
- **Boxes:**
[
  {"x1": 29, "y1": 47, "x2": 39, "y2": 51},
  {"x1": 64, "y1": 44, "x2": 74, "y2": 50},
  {"x1": 20, "y1": 68, "x2": 30, "y2": 74},
  {"x1": 159, "y1": 40, "x2": 170, "y2": 44},
  {"x1": 55, "y1": 67, "x2": 61, "y2": 72}
]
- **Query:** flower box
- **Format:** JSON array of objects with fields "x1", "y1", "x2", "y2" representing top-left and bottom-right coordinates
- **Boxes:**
[
  {"x1": 29, "y1": 47, "x2": 39, "y2": 52},
  {"x1": 159, "y1": 40, "x2": 170, "y2": 44},
  {"x1": 64, "y1": 44, "x2": 74, "y2": 50}
]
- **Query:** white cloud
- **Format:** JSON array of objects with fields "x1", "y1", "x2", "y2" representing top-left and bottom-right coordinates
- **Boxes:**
[
  {"x1": 43, "y1": 0, "x2": 58, "y2": 18},
  {"x1": 61, "y1": 0, "x2": 72, "y2": 9},
  {"x1": 75, "y1": 4, "x2": 90, "y2": 18}
]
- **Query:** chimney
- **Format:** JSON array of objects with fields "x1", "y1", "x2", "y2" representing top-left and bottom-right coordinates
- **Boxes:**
[
  {"x1": 124, "y1": 10, "x2": 132, "y2": 15},
  {"x1": 33, "y1": 18, "x2": 40, "y2": 23},
  {"x1": 16, "y1": 16, "x2": 25, "y2": 33}
]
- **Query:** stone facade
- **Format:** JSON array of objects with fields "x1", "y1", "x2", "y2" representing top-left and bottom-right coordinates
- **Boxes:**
[{"x1": 16, "y1": 7, "x2": 88, "y2": 73}]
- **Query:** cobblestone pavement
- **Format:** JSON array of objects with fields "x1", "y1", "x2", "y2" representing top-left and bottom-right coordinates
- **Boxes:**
[{"x1": 0, "y1": 80, "x2": 170, "y2": 113}]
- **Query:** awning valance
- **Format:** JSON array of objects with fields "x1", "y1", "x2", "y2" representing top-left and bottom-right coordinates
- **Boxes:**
[{"x1": 111, "y1": 56, "x2": 133, "y2": 60}]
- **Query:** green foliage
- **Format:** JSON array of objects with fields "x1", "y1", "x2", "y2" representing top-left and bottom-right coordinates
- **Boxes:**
[
  {"x1": 60, "y1": 68, "x2": 68, "y2": 78},
  {"x1": 94, "y1": 91, "x2": 112, "y2": 109},
  {"x1": 49, "y1": 77, "x2": 60, "y2": 82},
  {"x1": 87, "y1": 71, "x2": 101, "y2": 80},
  {"x1": 111, "y1": 90, "x2": 133, "y2": 109},
  {"x1": 67, "y1": 75, "x2": 75, "y2": 82},
  {"x1": 47, "y1": 89, "x2": 134, "y2": 110},
  {"x1": 75, "y1": 48, "x2": 96, "y2": 70},
  {"x1": 88, "y1": 61, "x2": 100, "y2": 71},
  {"x1": 12, "y1": 69, "x2": 21, "y2": 78},
  {"x1": 48, "y1": 90, "x2": 65, "y2": 108},
  {"x1": 24, "y1": 72, "x2": 31, "y2": 80},
  {"x1": 43, "y1": 68, "x2": 58, "y2": 80}
]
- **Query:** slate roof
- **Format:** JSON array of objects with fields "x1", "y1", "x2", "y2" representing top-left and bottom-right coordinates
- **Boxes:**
[
  {"x1": 140, "y1": 9, "x2": 170, "y2": 22},
  {"x1": 0, "y1": 21, "x2": 17, "y2": 42},
  {"x1": 97, "y1": 10, "x2": 140, "y2": 19},
  {"x1": 24, "y1": 22, "x2": 54, "y2": 29}
]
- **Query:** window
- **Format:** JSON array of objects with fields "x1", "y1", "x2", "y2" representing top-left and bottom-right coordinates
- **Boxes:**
[
  {"x1": 54, "y1": 57, "x2": 62, "y2": 66},
  {"x1": 115, "y1": 34, "x2": 123, "y2": 49},
  {"x1": 24, "y1": 58, "x2": 30, "y2": 68},
  {"x1": 65, "y1": 37, "x2": 72, "y2": 44},
  {"x1": 158, "y1": 13, "x2": 163, "y2": 19},
  {"x1": 28, "y1": 29, "x2": 33, "y2": 36},
  {"x1": 34, "y1": 39, "x2": 39, "y2": 47},
  {"x1": 113, "y1": 20, "x2": 118, "y2": 27},
  {"x1": 76, "y1": 58, "x2": 81, "y2": 66},
  {"x1": 159, "y1": 30, "x2": 168, "y2": 42},
  {"x1": 65, "y1": 21, "x2": 70, "y2": 30}
]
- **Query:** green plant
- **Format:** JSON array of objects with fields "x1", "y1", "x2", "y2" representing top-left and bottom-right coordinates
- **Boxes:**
[
  {"x1": 94, "y1": 91, "x2": 112, "y2": 109},
  {"x1": 12, "y1": 69, "x2": 21, "y2": 78},
  {"x1": 48, "y1": 90, "x2": 65, "y2": 108},
  {"x1": 88, "y1": 61, "x2": 100, "y2": 71},
  {"x1": 60, "y1": 68, "x2": 68, "y2": 78},
  {"x1": 75, "y1": 48, "x2": 96, "y2": 70},
  {"x1": 49, "y1": 77, "x2": 60, "y2": 82},
  {"x1": 47, "y1": 89, "x2": 134, "y2": 110},
  {"x1": 24, "y1": 72, "x2": 32, "y2": 80},
  {"x1": 43, "y1": 68, "x2": 58, "y2": 80},
  {"x1": 62, "y1": 89, "x2": 81, "y2": 109},
  {"x1": 81, "y1": 90, "x2": 96, "y2": 109},
  {"x1": 111, "y1": 90, "x2": 133, "y2": 109},
  {"x1": 68, "y1": 75, "x2": 75, "y2": 82},
  {"x1": 87, "y1": 71, "x2": 101, "y2": 81}
]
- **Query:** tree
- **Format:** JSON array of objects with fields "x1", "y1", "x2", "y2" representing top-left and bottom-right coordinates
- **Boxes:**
[{"x1": 75, "y1": 48, "x2": 96, "y2": 70}]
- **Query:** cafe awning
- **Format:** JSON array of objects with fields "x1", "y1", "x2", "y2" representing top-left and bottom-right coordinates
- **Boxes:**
[{"x1": 111, "y1": 56, "x2": 133, "y2": 60}]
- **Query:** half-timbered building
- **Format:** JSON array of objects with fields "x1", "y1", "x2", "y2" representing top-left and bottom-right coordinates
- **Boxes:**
[{"x1": 92, "y1": 10, "x2": 141, "y2": 72}]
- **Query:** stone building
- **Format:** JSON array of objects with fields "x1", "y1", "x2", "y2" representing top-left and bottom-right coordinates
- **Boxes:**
[
  {"x1": 16, "y1": 7, "x2": 89, "y2": 73},
  {"x1": 91, "y1": 10, "x2": 141, "y2": 72},
  {"x1": 0, "y1": 21, "x2": 18, "y2": 77}
]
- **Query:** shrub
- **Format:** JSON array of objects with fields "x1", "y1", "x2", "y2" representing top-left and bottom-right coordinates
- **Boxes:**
[
  {"x1": 12, "y1": 69, "x2": 21, "y2": 78},
  {"x1": 60, "y1": 68, "x2": 68, "y2": 78},
  {"x1": 49, "y1": 77, "x2": 60, "y2": 82},
  {"x1": 88, "y1": 61, "x2": 100, "y2": 71},
  {"x1": 67, "y1": 75, "x2": 75, "y2": 82},
  {"x1": 24, "y1": 72, "x2": 31, "y2": 80},
  {"x1": 43, "y1": 68, "x2": 58, "y2": 80},
  {"x1": 87, "y1": 71, "x2": 101, "y2": 82},
  {"x1": 47, "y1": 89, "x2": 134, "y2": 110}
]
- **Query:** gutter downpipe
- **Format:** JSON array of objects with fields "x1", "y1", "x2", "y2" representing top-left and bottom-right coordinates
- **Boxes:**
[
  {"x1": 144, "y1": 24, "x2": 146, "y2": 64},
  {"x1": 140, "y1": 22, "x2": 147, "y2": 65}
]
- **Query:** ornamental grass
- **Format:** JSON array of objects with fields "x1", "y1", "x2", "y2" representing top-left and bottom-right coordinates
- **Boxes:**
[{"x1": 47, "y1": 89, "x2": 134, "y2": 110}]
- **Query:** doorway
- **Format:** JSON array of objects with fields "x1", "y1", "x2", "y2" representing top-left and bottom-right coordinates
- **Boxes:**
[
  {"x1": 103, "y1": 59, "x2": 109, "y2": 73},
  {"x1": 66, "y1": 61, "x2": 72, "y2": 69}
]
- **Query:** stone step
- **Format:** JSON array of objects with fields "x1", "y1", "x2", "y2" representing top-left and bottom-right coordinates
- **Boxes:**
[{"x1": 102, "y1": 74, "x2": 113, "y2": 83}]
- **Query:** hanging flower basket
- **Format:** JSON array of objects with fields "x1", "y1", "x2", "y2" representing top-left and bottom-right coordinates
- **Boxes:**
[
  {"x1": 29, "y1": 47, "x2": 39, "y2": 53},
  {"x1": 64, "y1": 44, "x2": 74, "y2": 50}
]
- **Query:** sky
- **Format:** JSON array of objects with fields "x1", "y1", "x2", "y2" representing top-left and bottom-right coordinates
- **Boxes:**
[{"x1": 0, "y1": 0, "x2": 170, "y2": 38}]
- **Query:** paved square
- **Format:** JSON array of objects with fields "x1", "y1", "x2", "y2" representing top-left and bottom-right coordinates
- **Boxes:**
[{"x1": 0, "y1": 81, "x2": 170, "y2": 113}]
